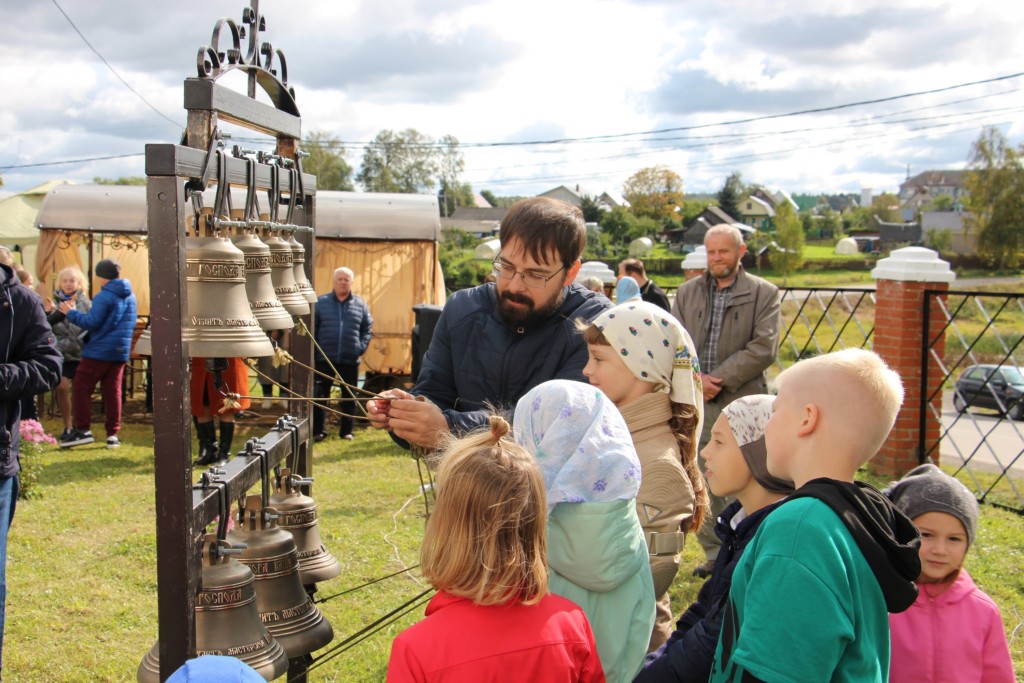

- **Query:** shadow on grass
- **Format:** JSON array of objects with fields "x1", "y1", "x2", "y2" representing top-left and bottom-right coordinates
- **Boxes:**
[{"x1": 41, "y1": 453, "x2": 153, "y2": 485}]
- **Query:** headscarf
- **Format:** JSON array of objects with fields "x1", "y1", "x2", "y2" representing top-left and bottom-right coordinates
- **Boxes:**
[
  {"x1": 614, "y1": 276, "x2": 641, "y2": 303},
  {"x1": 514, "y1": 379, "x2": 641, "y2": 511},
  {"x1": 722, "y1": 394, "x2": 794, "y2": 494},
  {"x1": 591, "y1": 301, "x2": 704, "y2": 438}
]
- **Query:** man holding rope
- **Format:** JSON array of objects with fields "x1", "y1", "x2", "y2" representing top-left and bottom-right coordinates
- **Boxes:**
[
  {"x1": 367, "y1": 197, "x2": 611, "y2": 452},
  {"x1": 313, "y1": 267, "x2": 374, "y2": 442}
]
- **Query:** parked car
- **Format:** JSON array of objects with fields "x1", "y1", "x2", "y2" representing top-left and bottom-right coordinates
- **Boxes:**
[{"x1": 953, "y1": 364, "x2": 1024, "y2": 420}]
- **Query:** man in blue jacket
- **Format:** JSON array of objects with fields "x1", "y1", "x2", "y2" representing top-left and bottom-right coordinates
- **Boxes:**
[
  {"x1": 367, "y1": 197, "x2": 612, "y2": 450},
  {"x1": 312, "y1": 267, "x2": 373, "y2": 441},
  {"x1": 58, "y1": 258, "x2": 138, "y2": 449},
  {"x1": 0, "y1": 257, "x2": 62, "y2": 677}
]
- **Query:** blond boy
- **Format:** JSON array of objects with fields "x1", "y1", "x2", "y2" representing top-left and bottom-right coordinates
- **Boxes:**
[{"x1": 710, "y1": 349, "x2": 922, "y2": 683}]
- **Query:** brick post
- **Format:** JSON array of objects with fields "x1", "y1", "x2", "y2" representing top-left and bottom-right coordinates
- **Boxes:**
[
  {"x1": 681, "y1": 246, "x2": 706, "y2": 281},
  {"x1": 870, "y1": 247, "x2": 954, "y2": 477}
]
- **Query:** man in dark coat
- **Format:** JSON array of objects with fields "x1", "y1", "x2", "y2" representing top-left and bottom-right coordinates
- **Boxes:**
[{"x1": 619, "y1": 258, "x2": 670, "y2": 311}]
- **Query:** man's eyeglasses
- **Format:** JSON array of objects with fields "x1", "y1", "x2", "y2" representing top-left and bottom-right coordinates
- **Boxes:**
[{"x1": 491, "y1": 259, "x2": 566, "y2": 289}]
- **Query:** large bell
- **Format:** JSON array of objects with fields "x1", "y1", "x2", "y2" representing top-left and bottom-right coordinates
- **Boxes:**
[
  {"x1": 184, "y1": 236, "x2": 275, "y2": 358},
  {"x1": 265, "y1": 234, "x2": 311, "y2": 316},
  {"x1": 269, "y1": 469, "x2": 341, "y2": 585},
  {"x1": 137, "y1": 535, "x2": 289, "y2": 682},
  {"x1": 226, "y1": 495, "x2": 334, "y2": 658},
  {"x1": 232, "y1": 231, "x2": 295, "y2": 331},
  {"x1": 287, "y1": 234, "x2": 318, "y2": 304}
]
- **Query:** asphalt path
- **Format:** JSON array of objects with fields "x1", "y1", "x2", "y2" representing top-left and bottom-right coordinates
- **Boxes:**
[{"x1": 938, "y1": 391, "x2": 1024, "y2": 477}]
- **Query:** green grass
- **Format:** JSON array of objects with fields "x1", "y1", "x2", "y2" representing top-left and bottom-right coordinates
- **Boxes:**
[{"x1": 6, "y1": 420, "x2": 1023, "y2": 681}]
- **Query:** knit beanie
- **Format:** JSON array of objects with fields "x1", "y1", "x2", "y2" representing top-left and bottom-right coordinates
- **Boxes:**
[
  {"x1": 883, "y1": 463, "x2": 978, "y2": 547},
  {"x1": 722, "y1": 394, "x2": 795, "y2": 495},
  {"x1": 95, "y1": 258, "x2": 121, "y2": 280}
]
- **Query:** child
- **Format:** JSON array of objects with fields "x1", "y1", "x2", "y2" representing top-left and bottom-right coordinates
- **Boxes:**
[
  {"x1": 615, "y1": 276, "x2": 641, "y2": 304},
  {"x1": 42, "y1": 265, "x2": 92, "y2": 439},
  {"x1": 190, "y1": 357, "x2": 250, "y2": 465},
  {"x1": 884, "y1": 464, "x2": 1014, "y2": 683},
  {"x1": 387, "y1": 415, "x2": 605, "y2": 682},
  {"x1": 579, "y1": 301, "x2": 709, "y2": 650},
  {"x1": 710, "y1": 348, "x2": 922, "y2": 683},
  {"x1": 636, "y1": 394, "x2": 794, "y2": 683},
  {"x1": 514, "y1": 379, "x2": 655, "y2": 683}
]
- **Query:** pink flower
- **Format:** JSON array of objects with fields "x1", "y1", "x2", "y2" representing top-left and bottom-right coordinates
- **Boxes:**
[{"x1": 20, "y1": 419, "x2": 57, "y2": 446}]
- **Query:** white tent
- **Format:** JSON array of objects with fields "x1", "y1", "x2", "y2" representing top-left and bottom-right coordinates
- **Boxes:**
[
  {"x1": 835, "y1": 237, "x2": 859, "y2": 255},
  {"x1": 628, "y1": 236, "x2": 654, "y2": 257},
  {"x1": 473, "y1": 238, "x2": 501, "y2": 260},
  {"x1": 0, "y1": 179, "x2": 74, "y2": 272}
]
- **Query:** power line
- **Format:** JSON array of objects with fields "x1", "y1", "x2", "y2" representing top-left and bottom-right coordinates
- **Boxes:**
[
  {"x1": 2, "y1": 152, "x2": 144, "y2": 170},
  {"x1": 50, "y1": 0, "x2": 182, "y2": 130}
]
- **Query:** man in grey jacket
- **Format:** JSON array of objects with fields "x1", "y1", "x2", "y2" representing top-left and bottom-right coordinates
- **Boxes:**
[{"x1": 670, "y1": 225, "x2": 780, "y2": 575}]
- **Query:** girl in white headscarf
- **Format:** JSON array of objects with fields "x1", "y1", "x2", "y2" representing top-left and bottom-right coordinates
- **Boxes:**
[
  {"x1": 514, "y1": 380, "x2": 655, "y2": 683},
  {"x1": 578, "y1": 300, "x2": 709, "y2": 652}
]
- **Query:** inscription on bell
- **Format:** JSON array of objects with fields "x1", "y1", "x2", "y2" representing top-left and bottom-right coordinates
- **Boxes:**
[
  {"x1": 245, "y1": 255, "x2": 270, "y2": 271},
  {"x1": 280, "y1": 510, "x2": 317, "y2": 526},
  {"x1": 186, "y1": 261, "x2": 245, "y2": 280},
  {"x1": 190, "y1": 316, "x2": 261, "y2": 328}
]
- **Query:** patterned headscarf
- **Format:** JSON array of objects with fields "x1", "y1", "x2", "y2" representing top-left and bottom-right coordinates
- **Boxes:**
[
  {"x1": 514, "y1": 379, "x2": 642, "y2": 512},
  {"x1": 722, "y1": 394, "x2": 794, "y2": 494},
  {"x1": 590, "y1": 301, "x2": 704, "y2": 439},
  {"x1": 614, "y1": 276, "x2": 642, "y2": 303}
]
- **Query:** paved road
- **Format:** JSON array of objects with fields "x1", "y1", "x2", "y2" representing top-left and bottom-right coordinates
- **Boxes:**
[{"x1": 939, "y1": 391, "x2": 1024, "y2": 477}]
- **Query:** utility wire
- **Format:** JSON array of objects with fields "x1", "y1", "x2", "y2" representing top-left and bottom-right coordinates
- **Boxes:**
[{"x1": 50, "y1": 0, "x2": 182, "y2": 130}]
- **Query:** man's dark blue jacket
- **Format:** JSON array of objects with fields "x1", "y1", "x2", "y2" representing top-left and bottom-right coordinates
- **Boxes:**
[
  {"x1": 65, "y1": 278, "x2": 137, "y2": 363},
  {"x1": 412, "y1": 282, "x2": 611, "y2": 435},
  {"x1": 0, "y1": 264, "x2": 62, "y2": 477},
  {"x1": 314, "y1": 292, "x2": 373, "y2": 365}
]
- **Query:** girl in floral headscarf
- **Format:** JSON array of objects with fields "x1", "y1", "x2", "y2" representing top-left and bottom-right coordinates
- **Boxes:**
[
  {"x1": 514, "y1": 380, "x2": 655, "y2": 683},
  {"x1": 578, "y1": 300, "x2": 709, "y2": 652}
]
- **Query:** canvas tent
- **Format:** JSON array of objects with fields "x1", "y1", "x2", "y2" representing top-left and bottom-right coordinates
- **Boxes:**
[
  {"x1": 0, "y1": 179, "x2": 74, "y2": 271},
  {"x1": 33, "y1": 184, "x2": 445, "y2": 376}
]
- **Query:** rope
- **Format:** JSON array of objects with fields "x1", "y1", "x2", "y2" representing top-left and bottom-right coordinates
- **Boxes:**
[{"x1": 314, "y1": 565, "x2": 422, "y2": 604}]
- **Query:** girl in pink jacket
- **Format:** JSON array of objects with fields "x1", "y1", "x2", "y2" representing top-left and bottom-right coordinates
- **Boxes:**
[{"x1": 884, "y1": 464, "x2": 1014, "y2": 683}]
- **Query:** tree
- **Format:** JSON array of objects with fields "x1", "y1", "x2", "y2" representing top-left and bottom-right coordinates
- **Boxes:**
[
  {"x1": 479, "y1": 189, "x2": 499, "y2": 207},
  {"x1": 599, "y1": 206, "x2": 658, "y2": 253},
  {"x1": 773, "y1": 201, "x2": 804, "y2": 283},
  {"x1": 964, "y1": 127, "x2": 1024, "y2": 268},
  {"x1": 579, "y1": 195, "x2": 605, "y2": 224},
  {"x1": 622, "y1": 166, "x2": 684, "y2": 221},
  {"x1": 356, "y1": 128, "x2": 437, "y2": 193},
  {"x1": 302, "y1": 130, "x2": 354, "y2": 191},
  {"x1": 93, "y1": 176, "x2": 146, "y2": 185},
  {"x1": 679, "y1": 198, "x2": 712, "y2": 225},
  {"x1": 437, "y1": 135, "x2": 474, "y2": 216},
  {"x1": 716, "y1": 172, "x2": 744, "y2": 220}
]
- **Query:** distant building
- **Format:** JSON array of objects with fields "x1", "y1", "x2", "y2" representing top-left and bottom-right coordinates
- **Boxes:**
[
  {"x1": 665, "y1": 205, "x2": 753, "y2": 248},
  {"x1": 898, "y1": 169, "x2": 967, "y2": 217},
  {"x1": 921, "y1": 210, "x2": 975, "y2": 256},
  {"x1": 537, "y1": 184, "x2": 629, "y2": 211},
  {"x1": 441, "y1": 206, "x2": 507, "y2": 238},
  {"x1": 739, "y1": 194, "x2": 775, "y2": 231}
]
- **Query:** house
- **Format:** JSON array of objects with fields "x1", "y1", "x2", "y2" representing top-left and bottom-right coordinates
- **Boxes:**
[
  {"x1": 537, "y1": 184, "x2": 629, "y2": 211},
  {"x1": 898, "y1": 170, "x2": 967, "y2": 217},
  {"x1": 441, "y1": 207, "x2": 507, "y2": 238},
  {"x1": 876, "y1": 216, "x2": 922, "y2": 247},
  {"x1": 665, "y1": 205, "x2": 753, "y2": 249},
  {"x1": 738, "y1": 194, "x2": 775, "y2": 231},
  {"x1": 921, "y1": 210, "x2": 976, "y2": 255}
]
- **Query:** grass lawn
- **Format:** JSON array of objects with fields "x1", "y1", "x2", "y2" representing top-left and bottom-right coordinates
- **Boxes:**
[{"x1": 6, "y1": 417, "x2": 1023, "y2": 681}]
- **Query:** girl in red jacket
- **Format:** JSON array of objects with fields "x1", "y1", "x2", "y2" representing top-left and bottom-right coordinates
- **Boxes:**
[{"x1": 387, "y1": 415, "x2": 605, "y2": 683}]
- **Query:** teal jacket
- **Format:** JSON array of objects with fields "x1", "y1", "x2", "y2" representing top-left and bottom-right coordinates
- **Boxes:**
[{"x1": 548, "y1": 499, "x2": 655, "y2": 683}]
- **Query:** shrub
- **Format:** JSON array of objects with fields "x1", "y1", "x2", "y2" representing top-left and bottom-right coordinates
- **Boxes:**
[{"x1": 18, "y1": 419, "x2": 55, "y2": 500}]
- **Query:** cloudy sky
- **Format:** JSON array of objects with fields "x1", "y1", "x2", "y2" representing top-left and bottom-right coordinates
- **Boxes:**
[{"x1": 2, "y1": 0, "x2": 1024, "y2": 199}]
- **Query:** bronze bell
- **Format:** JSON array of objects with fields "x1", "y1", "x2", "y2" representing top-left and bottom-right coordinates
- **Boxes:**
[
  {"x1": 286, "y1": 234, "x2": 318, "y2": 304},
  {"x1": 137, "y1": 535, "x2": 289, "y2": 682},
  {"x1": 265, "y1": 234, "x2": 311, "y2": 316},
  {"x1": 232, "y1": 231, "x2": 295, "y2": 331},
  {"x1": 184, "y1": 236, "x2": 275, "y2": 358},
  {"x1": 226, "y1": 495, "x2": 334, "y2": 658},
  {"x1": 269, "y1": 469, "x2": 341, "y2": 585}
]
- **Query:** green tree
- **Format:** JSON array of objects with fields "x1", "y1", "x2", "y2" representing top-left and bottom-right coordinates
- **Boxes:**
[
  {"x1": 356, "y1": 128, "x2": 437, "y2": 193},
  {"x1": 716, "y1": 171, "x2": 744, "y2": 220},
  {"x1": 599, "y1": 206, "x2": 659, "y2": 254},
  {"x1": 437, "y1": 135, "x2": 474, "y2": 216},
  {"x1": 926, "y1": 194, "x2": 955, "y2": 212},
  {"x1": 479, "y1": 189, "x2": 499, "y2": 207},
  {"x1": 773, "y1": 201, "x2": 804, "y2": 283},
  {"x1": 302, "y1": 130, "x2": 354, "y2": 191},
  {"x1": 679, "y1": 198, "x2": 712, "y2": 225},
  {"x1": 579, "y1": 195, "x2": 605, "y2": 223},
  {"x1": 93, "y1": 176, "x2": 146, "y2": 185},
  {"x1": 964, "y1": 127, "x2": 1024, "y2": 268},
  {"x1": 622, "y1": 166, "x2": 684, "y2": 221},
  {"x1": 866, "y1": 193, "x2": 902, "y2": 231}
]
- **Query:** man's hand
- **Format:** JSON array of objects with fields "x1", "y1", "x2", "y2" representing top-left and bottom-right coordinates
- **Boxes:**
[
  {"x1": 367, "y1": 389, "x2": 450, "y2": 450},
  {"x1": 43, "y1": 297, "x2": 55, "y2": 313},
  {"x1": 702, "y1": 374, "x2": 723, "y2": 402}
]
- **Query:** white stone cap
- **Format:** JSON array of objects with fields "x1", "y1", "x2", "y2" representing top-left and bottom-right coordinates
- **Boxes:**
[
  {"x1": 681, "y1": 246, "x2": 707, "y2": 270},
  {"x1": 575, "y1": 260, "x2": 617, "y2": 285},
  {"x1": 871, "y1": 246, "x2": 956, "y2": 283}
]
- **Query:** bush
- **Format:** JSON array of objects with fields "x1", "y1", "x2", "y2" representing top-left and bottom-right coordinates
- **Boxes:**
[{"x1": 17, "y1": 419, "x2": 55, "y2": 500}]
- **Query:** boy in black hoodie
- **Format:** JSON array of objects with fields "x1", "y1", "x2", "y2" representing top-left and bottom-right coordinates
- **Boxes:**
[{"x1": 709, "y1": 349, "x2": 921, "y2": 683}]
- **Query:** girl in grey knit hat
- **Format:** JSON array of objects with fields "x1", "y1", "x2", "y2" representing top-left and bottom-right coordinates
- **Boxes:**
[{"x1": 883, "y1": 464, "x2": 1014, "y2": 683}]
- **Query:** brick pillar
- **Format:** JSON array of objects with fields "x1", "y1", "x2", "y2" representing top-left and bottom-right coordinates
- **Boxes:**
[
  {"x1": 870, "y1": 247, "x2": 954, "y2": 477},
  {"x1": 681, "y1": 247, "x2": 706, "y2": 281}
]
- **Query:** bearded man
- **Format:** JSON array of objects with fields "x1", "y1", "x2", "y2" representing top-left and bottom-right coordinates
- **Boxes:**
[
  {"x1": 368, "y1": 197, "x2": 611, "y2": 450},
  {"x1": 670, "y1": 224, "x2": 780, "y2": 576}
]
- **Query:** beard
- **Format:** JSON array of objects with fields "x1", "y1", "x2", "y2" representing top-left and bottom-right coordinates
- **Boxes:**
[
  {"x1": 496, "y1": 286, "x2": 566, "y2": 329},
  {"x1": 709, "y1": 258, "x2": 741, "y2": 282}
]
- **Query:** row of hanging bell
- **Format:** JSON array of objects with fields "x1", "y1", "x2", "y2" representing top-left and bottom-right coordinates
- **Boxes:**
[
  {"x1": 136, "y1": 535, "x2": 290, "y2": 682},
  {"x1": 226, "y1": 495, "x2": 335, "y2": 657},
  {"x1": 135, "y1": 210, "x2": 317, "y2": 358}
]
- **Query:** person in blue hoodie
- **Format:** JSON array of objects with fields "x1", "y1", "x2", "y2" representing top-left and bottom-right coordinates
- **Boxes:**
[{"x1": 58, "y1": 258, "x2": 137, "y2": 449}]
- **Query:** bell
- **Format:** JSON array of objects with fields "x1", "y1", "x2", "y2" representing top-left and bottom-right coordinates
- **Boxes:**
[
  {"x1": 287, "y1": 234, "x2": 318, "y2": 304},
  {"x1": 137, "y1": 535, "x2": 289, "y2": 683},
  {"x1": 184, "y1": 236, "x2": 275, "y2": 358},
  {"x1": 232, "y1": 231, "x2": 295, "y2": 331},
  {"x1": 265, "y1": 234, "x2": 311, "y2": 316},
  {"x1": 269, "y1": 469, "x2": 341, "y2": 585},
  {"x1": 226, "y1": 495, "x2": 334, "y2": 658}
]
